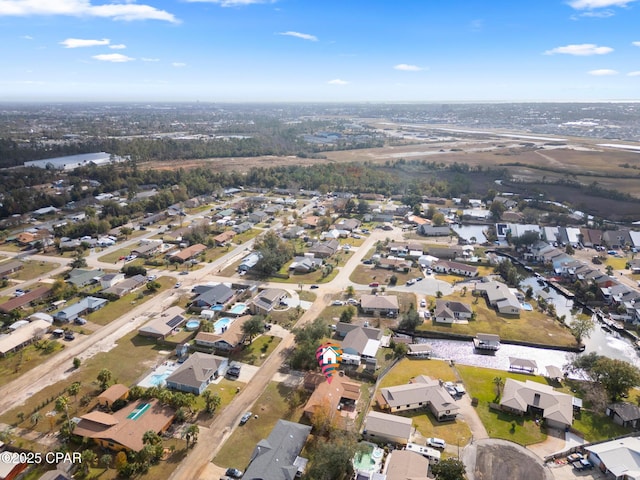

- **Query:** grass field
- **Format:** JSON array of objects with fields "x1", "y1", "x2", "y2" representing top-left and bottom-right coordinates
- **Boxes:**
[
  {"x1": 378, "y1": 358, "x2": 458, "y2": 389},
  {"x1": 417, "y1": 291, "x2": 575, "y2": 347},
  {"x1": 0, "y1": 340, "x2": 65, "y2": 389},
  {"x1": 231, "y1": 335, "x2": 281, "y2": 367},
  {"x1": 213, "y1": 382, "x2": 308, "y2": 471},
  {"x1": 9, "y1": 260, "x2": 60, "y2": 281}
]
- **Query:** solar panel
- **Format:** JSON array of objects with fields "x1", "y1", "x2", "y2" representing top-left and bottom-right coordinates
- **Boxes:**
[{"x1": 166, "y1": 315, "x2": 184, "y2": 328}]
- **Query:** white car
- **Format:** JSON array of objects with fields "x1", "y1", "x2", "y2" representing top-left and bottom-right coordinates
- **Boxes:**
[
  {"x1": 420, "y1": 299, "x2": 426, "y2": 308},
  {"x1": 332, "y1": 300, "x2": 345, "y2": 306},
  {"x1": 427, "y1": 437, "x2": 446, "y2": 449}
]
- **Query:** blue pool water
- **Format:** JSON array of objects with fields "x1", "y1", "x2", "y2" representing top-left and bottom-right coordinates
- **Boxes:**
[
  {"x1": 149, "y1": 372, "x2": 171, "y2": 387},
  {"x1": 521, "y1": 302, "x2": 533, "y2": 311},
  {"x1": 211, "y1": 305, "x2": 224, "y2": 311},
  {"x1": 214, "y1": 317, "x2": 233, "y2": 334},
  {"x1": 185, "y1": 319, "x2": 201, "y2": 331},
  {"x1": 228, "y1": 303, "x2": 248, "y2": 315}
]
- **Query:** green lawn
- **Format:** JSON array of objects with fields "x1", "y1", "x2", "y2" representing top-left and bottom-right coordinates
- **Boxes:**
[
  {"x1": 192, "y1": 378, "x2": 246, "y2": 419},
  {"x1": 230, "y1": 335, "x2": 282, "y2": 367},
  {"x1": 98, "y1": 247, "x2": 132, "y2": 264},
  {"x1": 606, "y1": 256, "x2": 629, "y2": 270},
  {"x1": 213, "y1": 382, "x2": 308, "y2": 471},
  {"x1": 10, "y1": 260, "x2": 60, "y2": 281},
  {"x1": 398, "y1": 408, "x2": 472, "y2": 448},
  {"x1": 0, "y1": 340, "x2": 65, "y2": 389},
  {"x1": 379, "y1": 358, "x2": 458, "y2": 389},
  {"x1": 417, "y1": 292, "x2": 576, "y2": 347},
  {"x1": 572, "y1": 409, "x2": 632, "y2": 442}
]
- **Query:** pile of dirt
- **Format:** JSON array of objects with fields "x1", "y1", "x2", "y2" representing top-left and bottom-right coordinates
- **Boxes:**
[{"x1": 472, "y1": 440, "x2": 552, "y2": 480}]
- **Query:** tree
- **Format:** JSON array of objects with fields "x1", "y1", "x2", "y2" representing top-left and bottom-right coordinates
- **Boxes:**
[
  {"x1": 119, "y1": 226, "x2": 133, "y2": 239},
  {"x1": 569, "y1": 316, "x2": 595, "y2": 346},
  {"x1": 30, "y1": 412, "x2": 42, "y2": 428},
  {"x1": 393, "y1": 342, "x2": 409, "y2": 358},
  {"x1": 432, "y1": 212, "x2": 445, "y2": 227},
  {"x1": 345, "y1": 285, "x2": 355, "y2": 297},
  {"x1": 339, "y1": 306, "x2": 356, "y2": 324},
  {"x1": 146, "y1": 280, "x2": 161, "y2": 292},
  {"x1": 183, "y1": 424, "x2": 199, "y2": 449},
  {"x1": 202, "y1": 390, "x2": 221, "y2": 414},
  {"x1": 305, "y1": 431, "x2": 358, "y2": 480},
  {"x1": 97, "y1": 368, "x2": 113, "y2": 390},
  {"x1": 290, "y1": 318, "x2": 331, "y2": 370},
  {"x1": 67, "y1": 381, "x2": 81, "y2": 401},
  {"x1": 114, "y1": 451, "x2": 128, "y2": 472},
  {"x1": 399, "y1": 304, "x2": 422, "y2": 331},
  {"x1": 241, "y1": 316, "x2": 265, "y2": 344},
  {"x1": 142, "y1": 430, "x2": 161, "y2": 446},
  {"x1": 591, "y1": 357, "x2": 640, "y2": 401},
  {"x1": 489, "y1": 200, "x2": 506, "y2": 221},
  {"x1": 253, "y1": 231, "x2": 294, "y2": 276},
  {"x1": 73, "y1": 357, "x2": 81, "y2": 369},
  {"x1": 493, "y1": 377, "x2": 504, "y2": 400},
  {"x1": 100, "y1": 453, "x2": 113, "y2": 470},
  {"x1": 80, "y1": 449, "x2": 97, "y2": 475},
  {"x1": 431, "y1": 458, "x2": 466, "y2": 480},
  {"x1": 565, "y1": 243, "x2": 575, "y2": 255},
  {"x1": 70, "y1": 250, "x2": 87, "y2": 269},
  {"x1": 605, "y1": 265, "x2": 614, "y2": 276},
  {"x1": 357, "y1": 199, "x2": 370, "y2": 214}
]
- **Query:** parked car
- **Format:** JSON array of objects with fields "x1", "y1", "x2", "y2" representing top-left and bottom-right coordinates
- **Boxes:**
[
  {"x1": 346, "y1": 298, "x2": 359, "y2": 305},
  {"x1": 74, "y1": 317, "x2": 87, "y2": 325},
  {"x1": 332, "y1": 300, "x2": 345, "y2": 306},
  {"x1": 427, "y1": 437, "x2": 446, "y2": 449},
  {"x1": 240, "y1": 412, "x2": 252, "y2": 425},
  {"x1": 310, "y1": 284, "x2": 319, "y2": 289},
  {"x1": 573, "y1": 459, "x2": 593, "y2": 471},
  {"x1": 406, "y1": 279, "x2": 416, "y2": 286},
  {"x1": 64, "y1": 331, "x2": 75, "y2": 341},
  {"x1": 225, "y1": 468, "x2": 243, "y2": 478},
  {"x1": 420, "y1": 299, "x2": 426, "y2": 308},
  {"x1": 369, "y1": 282, "x2": 379, "y2": 287},
  {"x1": 174, "y1": 282, "x2": 182, "y2": 288},
  {"x1": 227, "y1": 365, "x2": 241, "y2": 378},
  {"x1": 147, "y1": 275, "x2": 157, "y2": 281},
  {"x1": 415, "y1": 277, "x2": 423, "y2": 281},
  {"x1": 179, "y1": 270, "x2": 189, "y2": 275}
]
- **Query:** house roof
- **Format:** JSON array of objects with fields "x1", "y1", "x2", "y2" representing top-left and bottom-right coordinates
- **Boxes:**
[
  {"x1": 102, "y1": 274, "x2": 146, "y2": 296},
  {"x1": 53, "y1": 296, "x2": 107, "y2": 319},
  {"x1": 243, "y1": 420, "x2": 311, "y2": 480},
  {"x1": 0, "y1": 286, "x2": 52, "y2": 313},
  {"x1": 67, "y1": 268, "x2": 104, "y2": 286},
  {"x1": 360, "y1": 294, "x2": 399, "y2": 311},
  {"x1": 545, "y1": 365, "x2": 564, "y2": 379},
  {"x1": 165, "y1": 352, "x2": 226, "y2": 389},
  {"x1": 171, "y1": 243, "x2": 207, "y2": 261},
  {"x1": 379, "y1": 376, "x2": 459, "y2": 415},
  {"x1": 586, "y1": 436, "x2": 640, "y2": 478},
  {"x1": 303, "y1": 374, "x2": 361, "y2": 417},
  {"x1": 98, "y1": 384, "x2": 130, "y2": 404},
  {"x1": 335, "y1": 322, "x2": 383, "y2": 340},
  {"x1": 509, "y1": 357, "x2": 538, "y2": 371},
  {"x1": 252, "y1": 288, "x2": 287, "y2": 311},
  {"x1": 73, "y1": 399, "x2": 175, "y2": 451},
  {"x1": 608, "y1": 402, "x2": 640, "y2": 422},
  {"x1": 194, "y1": 284, "x2": 234, "y2": 306},
  {"x1": 195, "y1": 315, "x2": 250, "y2": 347},
  {"x1": 384, "y1": 450, "x2": 429, "y2": 480},
  {"x1": 0, "y1": 319, "x2": 51, "y2": 355},
  {"x1": 434, "y1": 300, "x2": 472, "y2": 319},
  {"x1": 364, "y1": 411, "x2": 412, "y2": 440},
  {"x1": 500, "y1": 379, "x2": 574, "y2": 426},
  {"x1": 213, "y1": 231, "x2": 236, "y2": 243},
  {"x1": 138, "y1": 306, "x2": 186, "y2": 338},
  {"x1": 0, "y1": 260, "x2": 23, "y2": 276},
  {"x1": 342, "y1": 328, "x2": 381, "y2": 357}
]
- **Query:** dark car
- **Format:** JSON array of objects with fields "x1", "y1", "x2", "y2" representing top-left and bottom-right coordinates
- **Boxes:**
[
  {"x1": 239, "y1": 412, "x2": 252, "y2": 425},
  {"x1": 225, "y1": 468, "x2": 243, "y2": 478},
  {"x1": 64, "y1": 331, "x2": 75, "y2": 341},
  {"x1": 573, "y1": 459, "x2": 593, "y2": 471},
  {"x1": 310, "y1": 284, "x2": 319, "y2": 289},
  {"x1": 227, "y1": 365, "x2": 241, "y2": 378}
]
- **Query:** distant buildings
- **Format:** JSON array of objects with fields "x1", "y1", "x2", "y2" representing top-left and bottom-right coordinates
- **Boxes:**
[{"x1": 24, "y1": 152, "x2": 122, "y2": 170}]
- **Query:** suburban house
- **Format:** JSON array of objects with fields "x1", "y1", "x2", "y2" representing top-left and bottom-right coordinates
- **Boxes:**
[
  {"x1": 303, "y1": 373, "x2": 361, "y2": 422},
  {"x1": 238, "y1": 252, "x2": 262, "y2": 272},
  {"x1": 0, "y1": 260, "x2": 23, "y2": 278},
  {"x1": 363, "y1": 411, "x2": 412, "y2": 445},
  {"x1": 97, "y1": 384, "x2": 130, "y2": 409},
  {"x1": 434, "y1": 300, "x2": 473, "y2": 324},
  {"x1": 418, "y1": 225, "x2": 451, "y2": 237},
  {"x1": 192, "y1": 284, "x2": 234, "y2": 309},
  {"x1": 213, "y1": 230, "x2": 236, "y2": 246},
  {"x1": 67, "y1": 268, "x2": 104, "y2": 288},
  {"x1": 170, "y1": 243, "x2": 207, "y2": 263},
  {"x1": 432, "y1": 260, "x2": 478, "y2": 277},
  {"x1": 339, "y1": 324, "x2": 383, "y2": 360},
  {"x1": 289, "y1": 255, "x2": 322, "y2": 273},
  {"x1": 101, "y1": 274, "x2": 146, "y2": 298},
  {"x1": 499, "y1": 379, "x2": 576, "y2": 429},
  {"x1": 376, "y1": 257, "x2": 411, "y2": 272},
  {"x1": 308, "y1": 239, "x2": 340, "y2": 258},
  {"x1": 232, "y1": 221, "x2": 252, "y2": 234},
  {"x1": 377, "y1": 375, "x2": 460, "y2": 422},
  {"x1": 606, "y1": 402, "x2": 640, "y2": 429},
  {"x1": 474, "y1": 280, "x2": 521, "y2": 316},
  {"x1": 248, "y1": 211, "x2": 268, "y2": 224},
  {"x1": 194, "y1": 315, "x2": 250, "y2": 352},
  {"x1": 384, "y1": 450, "x2": 429, "y2": 480},
  {"x1": 131, "y1": 240, "x2": 162, "y2": 258},
  {"x1": 585, "y1": 436, "x2": 640, "y2": 479},
  {"x1": 165, "y1": 352, "x2": 228, "y2": 395},
  {"x1": 251, "y1": 288, "x2": 287, "y2": 315},
  {"x1": 335, "y1": 218, "x2": 361, "y2": 231},
  {"x1": 53, "y1": 296, "x2": 107, "y2": 322},
  {"x1": 360, "y1": 294, "x2": 400, "y2": 317},
  {"x1": 283, "y1": 225, "x2": 304, "y2": 239},
  {"x1": 0, "y1": 286, "x2": 52, "y2": 314},
  {"x1": 72, "y1": 399, "x2": 175, "y2": 452},
  {"x1": 137, "y1": 306, "x2": 186, "y2": 340},
  {"x1": 0, "y1": 319, "x2": 50, "y2": 357},
  {"x1": 303, "y1": 216, "x2": 320, "y2": 229},
  {"x1": 602, "y1": 229, "x2": 632, "y2": 249},
  {"x1": 242, "y1": 420, "x2": 312, "y2": 480},
  {"x1": 99, "y1": 273, "x2": 124, "y2": 290}
]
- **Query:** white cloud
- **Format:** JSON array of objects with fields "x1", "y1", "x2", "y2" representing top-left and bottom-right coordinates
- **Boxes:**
[
  {"x1": 394, "y1": 64, "x2": 424, "y2": 72},
  {"x1": 172, "y1": 62, "x2": 187, "y2": 67},
  {"x1": 575, "y1": 9, "x2": 615, "y2": 16},
  {"x1": 183, "y1": 0, "x2": 275, "y2": 6},
  {"x1": 21, "y1": 35, "x2": 33, "y2": 40},
  {"x1": 60, "y1": 38, "x2": 110, "y2": 48},
  {"x1": 569, "y1": 0, "x2": 636, "y2": 8},
  {"x1": 93, "y1": 53, "x2": 134, "y2": 62},
  {"x1": 109, "y1": 44, "x2": 126, "y2": 50},
  {"x1": 627, "y1": 71, "x2": 640, "y2": 76},
  {"x1": 633, "y1": 41, "x2": 640, "y2": 47},
  {"x1": 588, "y1": 68, "x2": 618, "y2": 75},
  {"x1": 328, "y1": 79, "x2": 349, "y2": 85},
  {"x1": 0, "y1": 0, "x2": 178, "y2": 23},
  {"x1": 544, "y1": 43, "x2": 613, "y2": 55},
  {"x1": 278, "y1": 31, "x2": 318, "y2": 42},
  {"x1": 141, "y1": 57, "x2": 159, "y2": 62}
]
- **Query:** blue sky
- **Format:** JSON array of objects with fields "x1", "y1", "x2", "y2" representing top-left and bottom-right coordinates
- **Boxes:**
[{"x1": 1, "y1": 0, "x2": 639, "y2": 102}]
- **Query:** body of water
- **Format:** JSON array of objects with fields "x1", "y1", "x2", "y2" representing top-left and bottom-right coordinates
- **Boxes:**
[{"x1": 451, "y1": 224, "x2": 488, "y2": 244}]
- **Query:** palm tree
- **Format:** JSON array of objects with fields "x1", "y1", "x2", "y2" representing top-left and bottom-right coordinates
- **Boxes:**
[
  {"x1": 493, "y1": 377, "x2": 505, "y2": 400},
  {"x1": 97, "y1": 368, "x2": 113, "y2": 391},
  {"x1": 461, "y1": 286, "x2": 468, "y2": 297},
  {"x1": 345, "y1": 285, "x2": 355, "y2": 297},
  {"x1": 142, "y1": 430, "x2": 161, "y2": 446},
  {"x1": 67, "y1": 381, "x2": 81, "y2": 402},
  {"x1": 183, "y1": 424, "x2": 199, "y2": 449},
  {"x1": 202, "y1": 390, "x2": 221, "y2": 414},
  {"x1": 30, "y1": 412, "x2": 43, "y2": 428},
  {"x1": 100, "y1": 453, "x2": 113, "y2": 470},
  {"x1": 80, "y1": 450, "x2": 97, "y2": 475}
]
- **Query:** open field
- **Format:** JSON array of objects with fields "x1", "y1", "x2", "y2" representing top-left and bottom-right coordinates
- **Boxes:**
[
  {"x1": 378, "y1": 358, "x2": 458, "y2": 389},
  {"x1": 9, "y1": 260, "x2": 60, "y2": 281}
]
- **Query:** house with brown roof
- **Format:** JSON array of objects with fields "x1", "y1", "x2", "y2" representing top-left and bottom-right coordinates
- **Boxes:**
[
  {"x1": 377, "y1": 257, "x2": 410, "y2": 272},
  {"x1": 97, "y1": 384, "x2": 130, "y2": 409},
  {"x1": 303, "y1": 216, "x2": 320, "y2": 229},
  {"x1": 500, "y1": 379, "x2": 576, "y2": 429},
  {"x1": 360, "y1": 294, "x2": 399, "y2": 317},
  {"x1": 193, "y1": 315, "x2": 250, "y2": 352},
  {"x1": 165, "y1": 352, "x2": 228, "y2": 395},
  {"x1": 377, "y1": 375, "x2": 460, "y2": 422},
  {"x1": 169, "y1": 243, "x2": 207, "y2": 263},
  {"x1": 0, "y1": 286, "x2": 52, "y2": 314},
  {"x1": 303, "y1": 373, "x2": 361, "y2": 423},
  {"x1": 72, "y1": 399, "x2": 175, "y2": 452},
  {"x1": 251, "y1": 288, "x2": 287, "y2": 315},
  {"x1": 138, "y1": 306, "x2": 186, "y2": 340},
  {"x1": 131, "y1": 241, "x2": 162, "y2": 258},
  {"x1": 213, "y1": 230, "x2": 236, "y2": 246},
  {"x1": 384, "y1": 450, "x2": 429, "y2": 480},
  {"x1": 308, "y1": 239, "x2": 340, "y2": 258},
  {"x1": 363, "y1": 411, "x2": 412, "y2": 445}
]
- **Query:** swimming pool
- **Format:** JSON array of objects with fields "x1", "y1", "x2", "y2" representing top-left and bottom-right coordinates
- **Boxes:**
[
  {"x1": 214, "y1": 317, "x2": 233, "y2": 334},
  {"x1": 138, "y1": 362, "x2": 178, "y2": 388},
  {"x1": 185, "y1": 319, "x2": 201, "y2": 331},
  {"x1": 521, "y1": 302, "x2": 533, "y2": 311},
  {"x1": 228, "y1": 303, "x2": 248, "y2": 316},
  {"x1": 352, "y1": 442, "x2": 383, "y2": 474}
]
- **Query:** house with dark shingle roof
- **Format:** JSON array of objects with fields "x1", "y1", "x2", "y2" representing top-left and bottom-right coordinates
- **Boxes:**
[
  {"x1": 360, "y1": 294, "x2": 399, "y2": 316},
  {"x1": 243, "y1": 420, "x2": 312, "y2": 480},
  {"x1": 165, "y1": 352, "x2": 228, "y2": 395},
  {"x1": 192, "y1": 283, "x2": 234, "y2": 308},
  {"x1": 606, "y1": 402, "x2": 640, "y2": 429},
  {"x1": 434, "y1": 300, "x2": 472, "y2": 323}
]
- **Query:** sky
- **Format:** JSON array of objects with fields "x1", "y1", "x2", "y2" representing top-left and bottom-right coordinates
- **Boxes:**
[{"x1": 1, "y1": 0, "x2": 640, "y2": 102}]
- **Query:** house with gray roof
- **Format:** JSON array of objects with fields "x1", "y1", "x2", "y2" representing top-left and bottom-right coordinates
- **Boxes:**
[
  {"x1": 434, "y1": 300, "x2": 472, "y2": 323},
  {"x1": 251, "y1": 288, "x2": 287, "y2": 315},
  {"x1": 500, "y1": 379, "x2": 575, "y2": 429},
  {"x1": 138, "y1": 306, "x2": 186, "y2": 340},
  {"x1": 363, "y1": 411, "x2": 412, "y2": 445},
  {"x1": 342, "y1": 325, "x2": 382, "y2": 359},
  {"x1": 418, "y1": 225, "x2": 451, "y2": 237},
  {"x1": 192, "y1": 284, "x2": 234, "y2": 308},
  {"x1": 360, "y1": 294, "x2": 399, "y2": 317},
  {"x1": 606, "y1": 402, "x2": 640, "y2": 429},
  {"x1": 474, "y1": 280, "x2": 521, "y2": 316},
  {"x1": 243, "y1": 420, "x2": 312, "y2": 480},
  {"x1": 165, "y1": 352, "x2": 228, "y2": 395},
  {"x1": 0, "y1": 260, "x2": 23, "y2": 278},
  {"x1": 67, "y1": 268, "x2": 104, "y2": 287},
  {"x1": 585, "y1": 436, "x2": 640, "y2": 479},
  {"x1": 377, "y1": 375, "x2": 459, "y2": 422},
  {"x1": 101, "y1": 274, "x2": 146, "y2": 298},
  {"x1": 53, "y1": 296, "x2": 107, "y2": 322}
]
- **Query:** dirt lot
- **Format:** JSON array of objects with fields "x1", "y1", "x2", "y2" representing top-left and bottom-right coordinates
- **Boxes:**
[{"x1": 463, "y1": 438, "x2": 554, "y2": 480}]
